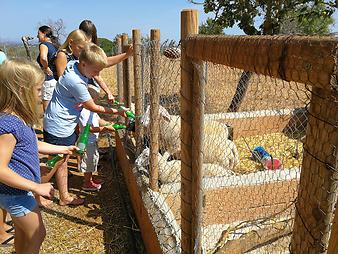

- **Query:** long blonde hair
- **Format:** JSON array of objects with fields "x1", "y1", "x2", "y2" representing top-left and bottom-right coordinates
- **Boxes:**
[
  {"x1": 0, "y1": 59, "x2": 45, "y2": 125},
  {"x1": 60, "y1": 29, "x2": 89, "y2": 54}
]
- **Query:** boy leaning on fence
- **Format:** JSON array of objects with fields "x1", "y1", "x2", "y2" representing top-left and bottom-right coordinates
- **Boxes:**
[{"x1": 42, "y1": 43, "x2": 128, "y2": 206}]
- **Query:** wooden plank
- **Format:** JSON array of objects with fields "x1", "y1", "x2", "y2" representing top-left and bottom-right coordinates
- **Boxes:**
[
  {"x1": 115, "y1": 132, "x2": 163, "y2": 254},
  {"x1": 184, "y1": 35, "x2": 337, "y2": 89},
  {"x1": 166, "y1": 179, "x2": 298, "y2": 226}
]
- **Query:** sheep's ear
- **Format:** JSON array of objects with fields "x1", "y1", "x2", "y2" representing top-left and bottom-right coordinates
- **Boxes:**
[
  {"x1": 159, "y1": 106, "x2": 171, "y2": 122},
  {"x1": 162, "y1": 115, "x2": 171, "y2": 122}
]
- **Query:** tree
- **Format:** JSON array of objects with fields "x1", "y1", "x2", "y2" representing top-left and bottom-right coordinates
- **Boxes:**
[
  {"x1": 188, "y1": 0, "x2": 337, "y2": 111},
  {"x1": 98, "y1": 37, "x2": 115, "y2": 56},
  {"x1": 38, "y1": 18, "x2": 67, "y2": 42},
  {"x1": 190, "y1": 0, "x2": 336, "y2": 35},
  {"x1": 199, "y1": 18, "x2": 225, "y2": 35},
  {"x1": 280, "y1": 4, "x2": 335, "y2": 35}
]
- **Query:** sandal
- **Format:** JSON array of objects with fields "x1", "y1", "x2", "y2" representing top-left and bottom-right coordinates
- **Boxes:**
[
  {"x1": 59, "y1": 197, "x2": 84, "y2": 206},
  {"x1": 0, "y1": 235, "x2": 14, "y2": 247},
  {"x1": 5, "y1": 226, "x2": 14, "y2": 233}
]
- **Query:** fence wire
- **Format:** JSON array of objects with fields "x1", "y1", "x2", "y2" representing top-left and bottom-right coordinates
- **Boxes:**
[
  {"x1": 133, "y1": 35, "x2": 337, "y2": 254},
  {"x1": 134, "y1": 40, "x2": 182, "y2": 254}
]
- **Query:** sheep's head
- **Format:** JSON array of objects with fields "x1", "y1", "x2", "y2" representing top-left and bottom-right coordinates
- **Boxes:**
[{"x1": 141, "y1": 105, "x2": 172, "y2": 127}]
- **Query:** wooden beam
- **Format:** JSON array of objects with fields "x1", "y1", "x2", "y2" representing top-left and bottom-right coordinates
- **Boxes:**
[
  {"x1": 115, "y1": 133, "x2": 163, "y2": 254},
  {"x1": 184, "y1": 35, "x2": 337, "y2": 89}
]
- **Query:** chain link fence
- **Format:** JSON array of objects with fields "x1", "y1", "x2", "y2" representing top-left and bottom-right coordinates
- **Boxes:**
[{"x1": 128, "y1": 33, "x2": 337, "y2": 254}]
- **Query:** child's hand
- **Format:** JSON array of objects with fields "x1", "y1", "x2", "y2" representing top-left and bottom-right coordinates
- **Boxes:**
[
  {"x1": 107, "y1": 93, "x2": 115, "y2": 103},
  {"x1": 126, "y1": 45, "x2": 133, "y2": 56},
  {"x1": 33, "y1": 183, "x2": 55, "y2": 199},
  {"x1": 63, "y1": 146, "x2": 79, "y2": 155},
  {"x1": 117, "y1": 107, "x2": 129, "y2": 118},
  {"x1": 103, "y1": 125, "x2": 115, "y2": 132}
]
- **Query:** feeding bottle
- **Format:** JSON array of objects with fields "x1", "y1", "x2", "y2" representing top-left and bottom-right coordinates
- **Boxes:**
[
  {"x1": 46, "y1": 154, "x2": 63, "y2": 167},
  {"x1": 113, "y1": 101, "x2": 135, "y2": 119},
  {"x1": 252, "y1": 146, "x2": 283, "y2": 170},
  {"x1": 112, "y1": 123, "x2": 126, "y2": 130},
  {"x1": 76, "y1": 123, "x2": 90, "y2": 155}
]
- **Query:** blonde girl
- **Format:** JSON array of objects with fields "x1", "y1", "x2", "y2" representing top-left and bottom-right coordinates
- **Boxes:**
[
  {"x1": 54, "y1": 29, "x2": 114, "y2": 101},
  {"x1": 0, "y1": 59, "x2": 78, "y2": 253},
  {"x1": 55, "y1": 29, "x2": 89, "y2": 79}
]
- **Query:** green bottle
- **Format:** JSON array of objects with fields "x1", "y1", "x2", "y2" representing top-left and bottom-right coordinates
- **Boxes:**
[
  {"x1": 113, "y1": 101, "x2": 135, "y2": 119},
  {"x1": 112, "y1": 123, "x2": 126, "y2": 130},
  {"x1": 46, "y1": 154, "x2": 63, "y2": 167},
  {"x1": 76, "y1": 123, "x2": 91, "y2": 155},
  {"x1": 113, "y1": 100, "x2": 122, "y2": 106},
  {"x1": 119, "y1": 105, "x2": 135, "y2": 119}
]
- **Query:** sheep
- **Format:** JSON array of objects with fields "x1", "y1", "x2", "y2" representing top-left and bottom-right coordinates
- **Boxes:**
[
  {"x1": 141, "y1": 105, "x2": 240, "y2": 170},
  {"x1": 136, "y1": 148, "x2": 235, "y2": 184}
]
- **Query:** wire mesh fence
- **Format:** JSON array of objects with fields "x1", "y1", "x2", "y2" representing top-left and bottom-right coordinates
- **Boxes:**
[
  {"x1": 192, "y1": 62, "x2": 308, "y2": 254},
  {"x1": 133, "y1": 39, "x2": 182, "y2": 254},
  {"x1": 129, "y1": 33, "x2": 337, "y2": 254}
]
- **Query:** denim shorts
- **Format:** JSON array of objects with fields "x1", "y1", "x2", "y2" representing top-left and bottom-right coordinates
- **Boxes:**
[
  {"x1": 43, "y1": 130, "x2": 77, "y2": 146},
  {"x1": 0, "y1": 192, "x2": 37, "y2": 217}
]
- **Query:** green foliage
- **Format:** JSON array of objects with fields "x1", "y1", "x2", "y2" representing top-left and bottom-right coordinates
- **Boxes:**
[
  {"x1": 199, "y1": 18, "x2": 225, "y2": 35},
  {"x1": 98, "y1": 38, "x2": 116, "y2": 57},
  {"x1": 189, "y1": 0, "x2": 337, "y2": 35},
  {"x1": 288, "y1": 3, "x2": 335, "y2": 35}
]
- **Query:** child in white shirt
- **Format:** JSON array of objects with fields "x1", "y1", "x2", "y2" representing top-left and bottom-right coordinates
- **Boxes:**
[{"x1": 78, "y1": 85, "x2": 115, "y2": 191}]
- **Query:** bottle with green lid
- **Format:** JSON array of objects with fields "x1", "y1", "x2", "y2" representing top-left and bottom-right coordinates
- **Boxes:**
[
  {"x1": 113, "y1": 101, "x2": 135, "y2": 119},
  {"x1": 76, "y1": 123, "x2": 90, "y2": 155},
  {"x1": 112, "y1": 123, "x2": 126, "y2": 130},
  {"x1": 46, "y1": 154, "x2": 64, "y2": 167}
]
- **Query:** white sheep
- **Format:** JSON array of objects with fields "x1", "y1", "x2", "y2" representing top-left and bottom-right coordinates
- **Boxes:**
[
  {"x1": 136, "y1": 148, "x2": 235, "y2": 183},
  {"x1": 141, "y1": 105, "x2": 240, "y2": 170}
]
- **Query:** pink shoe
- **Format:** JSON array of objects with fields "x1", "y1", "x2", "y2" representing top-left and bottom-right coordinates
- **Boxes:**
[
  {"x1": 82, "y1": 180, "x2": 101, "y2": 191},
  {"x1": 92, "y1": 176, "x2": 104, "y2": 185}
]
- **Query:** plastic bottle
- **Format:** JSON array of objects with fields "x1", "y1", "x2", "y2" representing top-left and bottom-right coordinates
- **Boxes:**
[
  {"x1": 119, "y1": 105, "x2": 135, "y2": 119},
  {"x1": 46, "y1": 154, "x2": 63, "y2": 167},
  {"x1": 113, "y1": 101, "x2": 135, "y2": 119},
  {"x1": 76, "y1": 123, "x2": 90, "y2": 155},
  {"x1": 252, "y1": 146, "x2": 283, "y2": 170},
  {"x1": 112, "y1": 123, "x2": 126, "y2": 130}
]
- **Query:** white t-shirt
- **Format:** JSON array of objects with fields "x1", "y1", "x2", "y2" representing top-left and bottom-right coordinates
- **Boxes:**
[{"x1": 79, "y1": 109, "x2": 100, "y2": 144}]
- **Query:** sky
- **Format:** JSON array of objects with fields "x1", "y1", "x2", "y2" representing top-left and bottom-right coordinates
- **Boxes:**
[{"x1": 1, "y1": 0, "x2": 337, "y2": 44}]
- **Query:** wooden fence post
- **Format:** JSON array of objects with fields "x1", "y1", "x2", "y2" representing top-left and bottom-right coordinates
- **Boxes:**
[
  {"x1": 181, "y1": 9, "x2": 199, "y2": 254},
  {"x1": 291, "y1": 86, "x2": 338, "y2": 253},
  {"x1": 149, "y1": 29, "x2": 160, "y2": 191},
  {"x1": 132, "y1": 29, "x2": 143, "y2": 156},
  {"x1": 122, "y1": 33, "x2": 131, "y2": 108},
  {"x1": 116, "y1": 36, "x2": 123, "y2": 103}
]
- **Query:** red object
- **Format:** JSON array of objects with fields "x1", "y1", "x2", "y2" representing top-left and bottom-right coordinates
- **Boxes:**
[{"x1": 263, "y1": 158, "x2": 283, "y2": 170}]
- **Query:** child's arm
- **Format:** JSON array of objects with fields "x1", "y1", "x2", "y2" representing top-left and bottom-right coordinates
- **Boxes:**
[
  {"x1": 55, "y1": 51, "x2": 68, "y2": 78},
  {"x1": 0, "y1": 134, "x2": 54, "y2": 198},
  {"x1": 89, "y1": 121, "x2": 114, "y2": 133},
  {"x1": 93, "y1": 75, "x2": 114, "y2": 101},
  {"x1": 82, "y1": 99, "x2": 126, "y2": 117},
  {"x1": 37, "y1": 141, "x2": 78, "y2": 155},
  {"x1": 106, "y1": 45, "x2": 133, "y2": 67}
]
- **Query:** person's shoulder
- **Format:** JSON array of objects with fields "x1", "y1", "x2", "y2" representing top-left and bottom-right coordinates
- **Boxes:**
[
  {"x1": 0, "y1": 114, "x2": 24, "y2": 133},
  {"x1": 56, "y1": 49, "x2": 67, "y2": 58}
]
